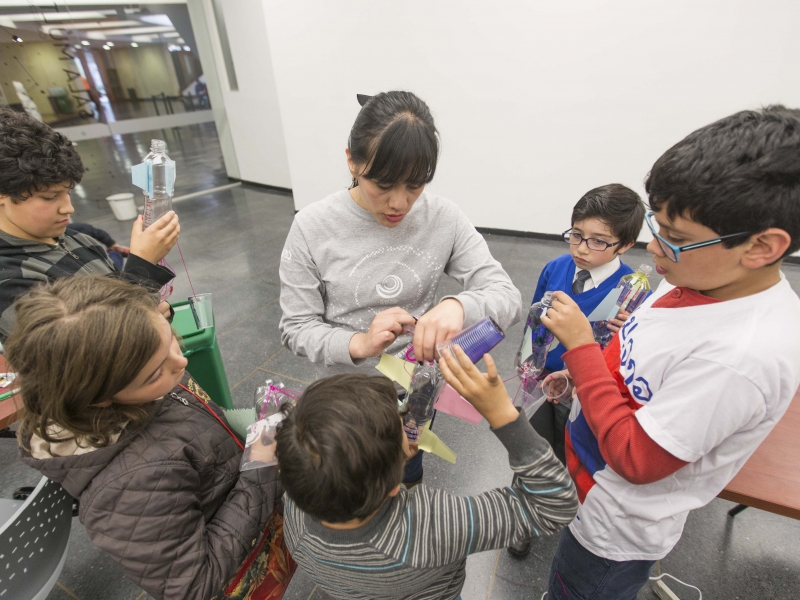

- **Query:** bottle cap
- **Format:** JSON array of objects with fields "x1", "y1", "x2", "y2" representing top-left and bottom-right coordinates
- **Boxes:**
[{"x1": 637, "y1": 264, "x2": 653, "y2": 276}]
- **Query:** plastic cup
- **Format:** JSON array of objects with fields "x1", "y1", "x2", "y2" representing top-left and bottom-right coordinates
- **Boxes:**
[
  {"x1": 514, "y1": 376, "x2": 547, "y2": 420},
  {"x1": 188, "y1": 293, "x2": 213, "y2": 330},
  {"x1": 543, "y1": 372, "x2": 574, "y2": 408},
  {"x1": 437, "y1": 317, "x2": 505, "y2": 364}
]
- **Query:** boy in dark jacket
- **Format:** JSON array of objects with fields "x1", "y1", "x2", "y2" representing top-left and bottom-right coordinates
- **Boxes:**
[{"x1": 0, "y1": 108, "x2": 179, "y2": 339}]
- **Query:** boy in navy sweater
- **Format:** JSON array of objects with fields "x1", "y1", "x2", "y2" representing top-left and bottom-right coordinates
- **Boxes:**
[{"x1": 509, "y1": 184, "x2": 644, "y2": 557}]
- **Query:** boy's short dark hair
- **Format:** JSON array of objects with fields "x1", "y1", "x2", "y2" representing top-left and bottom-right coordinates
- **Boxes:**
[
  {"x1": 571, "y1": 184, "x2": 645, "y2": 247},
  {"x1": 646, "y1": 105, "x2": 800, "y2": 257},
  {"x1": 275, "y1": 374, "x2": 406, "y2": 523},
  {"x1": 0, "y1": 108, "x2": 84, "y2": 202}
]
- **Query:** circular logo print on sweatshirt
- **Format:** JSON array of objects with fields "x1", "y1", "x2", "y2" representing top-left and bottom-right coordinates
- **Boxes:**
[{"x1": 375, "y1": 275, "x2": 404, "y2": 299}]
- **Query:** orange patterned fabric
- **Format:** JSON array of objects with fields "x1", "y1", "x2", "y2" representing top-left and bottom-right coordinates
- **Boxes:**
[{"x1": 217, "y1": 504, "x2": 297, "y2": 600}]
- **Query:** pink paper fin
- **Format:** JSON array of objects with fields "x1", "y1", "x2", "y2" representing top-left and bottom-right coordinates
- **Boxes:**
[{"x1": 434, "y1": 384, "x2": 483, "y2": 424}]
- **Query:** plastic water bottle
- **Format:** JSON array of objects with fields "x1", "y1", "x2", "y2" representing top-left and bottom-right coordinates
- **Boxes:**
[
  {"x1": 593, "y1": 264, "x2": 652, "y2": 347},
  {"x1": 131, "y1": 139, "x2": 176, "y2": 301},
  {"x1": 514, "y1": 291, "x2": 555, "y2": 379},
  {"x1": 136, "y1": 140, "x2": 175, "y2": 228},
  {"x1": 403, "y1": 362, "x2": 445, "y2": 439}
]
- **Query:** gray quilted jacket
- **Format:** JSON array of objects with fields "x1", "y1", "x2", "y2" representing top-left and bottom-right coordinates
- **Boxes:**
[{"x1": 20, "y1": 376, "x2": 280, "y2": 600}]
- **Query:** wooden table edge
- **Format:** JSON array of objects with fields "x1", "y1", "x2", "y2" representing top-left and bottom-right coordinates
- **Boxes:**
[{"x1": 718, "y1": 488, "x2": 800, "y2": 520}]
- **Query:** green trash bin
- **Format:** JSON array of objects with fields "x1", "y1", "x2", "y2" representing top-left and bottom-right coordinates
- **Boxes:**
[{"x1": 171, "y1": 300, "x2": 234, "y2": 409}]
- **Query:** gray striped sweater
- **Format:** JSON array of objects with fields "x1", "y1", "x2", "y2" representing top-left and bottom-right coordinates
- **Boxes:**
[
  {"x1": 0, "y1": 230, "x2": 174, "y2": 340},
  {"x1": 284, "y1": 413, "x2": 578, "y2": 600}
]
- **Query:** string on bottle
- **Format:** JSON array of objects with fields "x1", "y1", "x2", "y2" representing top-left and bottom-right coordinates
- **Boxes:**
[{"x1": 175, "y1": 240, "x2": 198, "y2": 299}]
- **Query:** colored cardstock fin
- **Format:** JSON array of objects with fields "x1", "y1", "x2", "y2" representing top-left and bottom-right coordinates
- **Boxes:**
[
  {"x1": 434, "y1": 383, "x2": 483, "y2": 424},
  {"x1": 376, "y1": 353, "x2": 413, "y2": 391},
  {"x1": 418, "y1": 421, "x2": 457, "y2": 464}
]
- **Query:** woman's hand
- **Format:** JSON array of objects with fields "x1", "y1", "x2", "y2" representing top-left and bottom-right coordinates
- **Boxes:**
[
  {"x1": 413, "y1": 298, "x2": 465, "y2": 362},
  {"x1": 349, "y1": 307, "x2": 417, "y2": 359},
  {"x1": 129, "y1": 211, "x2": 180, "y2": 264},
  {"x1": 540, "y1": 292, "x2": 595, "y2": 350},
  {"x1": 438, "y1": 345, "x2": 518, "y2": 429},
  {"x1": 605, "y1": 309, "x2": 630, "y2": 334}
]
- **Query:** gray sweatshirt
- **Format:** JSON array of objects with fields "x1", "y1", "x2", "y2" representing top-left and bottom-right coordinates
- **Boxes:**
[
  {"x1": 284, "y1": 412, "x2": 579, "y2": 600},
  {"x1": 279, "y1": 189, "x2": 522, "y2": 367}
]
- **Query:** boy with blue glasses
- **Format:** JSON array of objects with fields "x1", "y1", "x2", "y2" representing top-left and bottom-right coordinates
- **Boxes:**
[{"x1": 541, "y1": 106, "x2": 800, "y2": 600}]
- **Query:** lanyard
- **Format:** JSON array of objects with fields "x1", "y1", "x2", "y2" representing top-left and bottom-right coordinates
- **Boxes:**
[{"x1": 176, "y1": 383, "x2": 245, "y2": 451}]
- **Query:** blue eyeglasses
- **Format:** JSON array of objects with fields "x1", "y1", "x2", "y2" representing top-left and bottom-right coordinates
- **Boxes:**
[{"x1": 644, "y1": 211, "x2": 750, "y2": 262}]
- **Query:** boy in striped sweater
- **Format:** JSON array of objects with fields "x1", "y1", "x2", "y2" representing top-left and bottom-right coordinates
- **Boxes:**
[{"x1": 276, "y1": 346, "x2": 578, "y2": 600}]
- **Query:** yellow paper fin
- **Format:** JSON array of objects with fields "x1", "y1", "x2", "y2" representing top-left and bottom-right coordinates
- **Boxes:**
[
  {"x1": 419, "y1": 422, "x2": 457, "y2": 464},
  {"x1": 376, "y1": 354, "x2": 413, "y2": 391}
]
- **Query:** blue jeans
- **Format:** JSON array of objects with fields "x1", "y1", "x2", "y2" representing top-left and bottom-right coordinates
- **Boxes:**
[{"x1": 547, "y1": 527, "x2": 654, "y2": 600}]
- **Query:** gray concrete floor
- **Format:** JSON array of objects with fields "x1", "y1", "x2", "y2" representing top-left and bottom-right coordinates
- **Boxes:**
[{"x1": 2, "y1": 132, "x2": 800, "y2": 599}]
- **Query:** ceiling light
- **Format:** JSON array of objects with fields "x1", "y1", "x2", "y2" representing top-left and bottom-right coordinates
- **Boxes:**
[
  {"x1": 130, "y1": 42, "x2": 139, "y2": 48},
  {"x1": 102, "y1": 26, "x2": 175, "y2": 36},
  {"x1": 167, "y1": 44, "x2": 181, "y2": 52},
  {"x1": 86, "y1": 31, "x2": 107, "y2": 40},
  {"x1": 12, "y1": 35, "x2": 22, "y2": 42},
  {"x1": 81, "y1": 40, "x2": 90, "y2": 46},
  {"x1": 106, "y1": 41, "x2": 114, "y2": 46},
  {"x1": 183, "y1": 45, "x2": 190, "y2": 52},
  {"x1": 162, "y1": 32, "x2": 181, "y2": 39},
  {"x1": 2, "y1": 11, "x2": 114, "y2": 22},
  {"x1": 102, "y1": 45, "x2": 110, "y2": 50},
  {"x1": 177, "y1": 37, "x2": 185, "y2": 43},
  {"x1": 40, "y1": 21, "x2": 142, "y2": 33},
  {"x1": 139, "y1": 15, "x2": 174, "y2": 27},
  {"x1": 131, "y1": 35, "x2": 153, "y2": 43}
]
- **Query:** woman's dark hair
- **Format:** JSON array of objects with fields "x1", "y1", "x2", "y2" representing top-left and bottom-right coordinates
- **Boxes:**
[
  {"x1": 646, "y1": 105, "x2": 800, "y2": 257},
  {"x1": 0, "y1": 108, "x2": 84, "y2": 202},
  {"x1": 571, "y1": 184, "x2": 645, "y2": 248},
  {"x1": 8, "y1": 276, "x2": 162, "y2": 449},
  {"x1": 275, "y1": 373, "x2": 406, "y2": 523},
  {"x1": 348, "y1": 91, "x2": 439, "y2": 188}
]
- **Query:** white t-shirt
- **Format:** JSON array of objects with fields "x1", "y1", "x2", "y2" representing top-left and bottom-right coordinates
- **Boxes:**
[{"x1": 567, "y1": 275, "x2": 800, "y2": 561}]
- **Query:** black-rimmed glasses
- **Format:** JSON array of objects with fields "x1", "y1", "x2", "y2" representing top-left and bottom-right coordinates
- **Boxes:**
[{"x1": 562, "y1": 230, "x2": 622, "y2": 252}]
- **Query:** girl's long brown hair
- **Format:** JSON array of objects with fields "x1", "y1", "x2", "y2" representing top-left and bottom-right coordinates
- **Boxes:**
[{"x1": 7, "y1": 275, "x2": 163, "y2": 449}]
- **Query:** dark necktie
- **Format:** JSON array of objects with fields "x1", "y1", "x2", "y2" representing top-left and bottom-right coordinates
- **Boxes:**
[{"x1": 572, "y1": 269, "x2": 592, "y2": 294}]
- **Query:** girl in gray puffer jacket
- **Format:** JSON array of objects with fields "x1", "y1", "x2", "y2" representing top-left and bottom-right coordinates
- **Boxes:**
[{"x1": 11, "y1": 276, "x2": 291, "y2": 600}]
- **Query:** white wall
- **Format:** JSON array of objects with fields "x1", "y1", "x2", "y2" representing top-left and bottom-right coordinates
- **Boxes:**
[
  {"x1": 188, "y1": 0, "x2": 291, "y2": 188},
  {"x1": 259, "y1": 0, "x2": 800, "y2": 239}
]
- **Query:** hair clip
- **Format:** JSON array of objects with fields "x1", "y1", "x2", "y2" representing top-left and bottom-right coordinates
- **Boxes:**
[{"x1": 356, "y1": 94, "x2": 373, "y2": 107}]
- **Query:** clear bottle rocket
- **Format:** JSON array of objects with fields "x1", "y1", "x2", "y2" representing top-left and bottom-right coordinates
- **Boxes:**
[
  {"x1": 403, "y1": 361, "x2": 445, "y2": 441},
  {"x1": 132, "y1": 139, "x2": 176, "y2": 301},
  {"x1": 592, "y1": 264, "x2": 652, "y2": 347},
  {"x1": 515, "y1": 291, "x2": 555, "y2": 382}
]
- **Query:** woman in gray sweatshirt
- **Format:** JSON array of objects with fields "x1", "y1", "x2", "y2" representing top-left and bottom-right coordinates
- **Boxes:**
[
  {"x1": 279, "y1": 91, "x2": 521, "y2": 368},
  {"x1": 278, "y1": 91, "x2": 522, "y2": 484}
]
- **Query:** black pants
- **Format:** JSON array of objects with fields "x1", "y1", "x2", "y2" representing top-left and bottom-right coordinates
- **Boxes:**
[{"x1": 529, "y1": 399, "x2": 570, "y2": 465}]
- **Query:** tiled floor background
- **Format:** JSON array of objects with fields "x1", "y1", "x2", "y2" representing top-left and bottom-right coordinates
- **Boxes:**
[{"x1": 1, "y1": 124, "x2": 799, "y2": 599}]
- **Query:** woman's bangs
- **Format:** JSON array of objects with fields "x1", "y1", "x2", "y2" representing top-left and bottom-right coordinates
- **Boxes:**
[{"x1": 361, "y1": 118, "x2": 438, "y2": 187}]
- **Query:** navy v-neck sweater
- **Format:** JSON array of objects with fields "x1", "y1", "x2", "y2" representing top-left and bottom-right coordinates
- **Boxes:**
[{"x1": 531, "y1": 253, "x2": 633, "y2": 371}]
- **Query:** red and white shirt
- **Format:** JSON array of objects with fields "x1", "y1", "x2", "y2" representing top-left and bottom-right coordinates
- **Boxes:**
[{"x1": 564, "y1": 276, "x2": 800, "y2": 561}]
